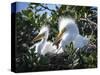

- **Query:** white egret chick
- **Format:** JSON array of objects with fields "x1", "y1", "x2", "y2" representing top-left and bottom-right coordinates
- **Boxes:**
[
  {"x1": 31, "y1": 26, "x2": 63, "y2": 56},
  {"x1": 54, "y1": 17, "x2": 89, "y2": 50}
]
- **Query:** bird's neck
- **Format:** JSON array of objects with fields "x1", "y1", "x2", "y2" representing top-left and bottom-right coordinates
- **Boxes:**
[
  {"x1": 68, "y1": 26, "x2": 79, "y2": 34},
  {"x1": 41, "y1": 38, "x2": 47, "y2": 44}
]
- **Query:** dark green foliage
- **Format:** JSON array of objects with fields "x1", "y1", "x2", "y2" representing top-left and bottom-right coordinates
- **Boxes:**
[{"x1": 15, "y1": 3, "x2": 97, "y2": 72}]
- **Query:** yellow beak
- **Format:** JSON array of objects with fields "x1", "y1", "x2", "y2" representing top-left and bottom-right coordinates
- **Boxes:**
[
  {"x1": 33, "y1": 33, "x2": 44, "y2": 42},
  {"x1": 53, "y1": 28, "x2": 65, "y2": 45}
]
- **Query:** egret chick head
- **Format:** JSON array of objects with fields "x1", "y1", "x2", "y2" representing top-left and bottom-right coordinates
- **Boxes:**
[
  {"x1": 39, "y1": 26, "x2": 49, "y2": 39},
  {"x1": 58, "y1": 17, "x2": 78, "y2": 34},
  {"x1": 54, "y1": 17, "x2": 79, "y2": 47},
  {"x1": 33, "y1": 26, "x2": 49, "y2": 42}
]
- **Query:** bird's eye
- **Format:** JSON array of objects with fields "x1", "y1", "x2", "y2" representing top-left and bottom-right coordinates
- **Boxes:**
[{"x1": 62, "y1": 28, "x2": 66, "y2": 33}]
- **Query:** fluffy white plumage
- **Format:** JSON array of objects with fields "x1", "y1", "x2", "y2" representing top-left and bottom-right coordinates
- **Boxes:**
[
  {"x1": 73, "y1": 34, "x2": 89, "y2": 48},
  {"x1": 31, "y1": 26, "x2": 63, "y2": 56},
  {"x1": 58, "y1": 17, "x2": 79, "y2": 34},
  {"x1": 55, "y1": 17, "x2": 89, "y2": 49}
]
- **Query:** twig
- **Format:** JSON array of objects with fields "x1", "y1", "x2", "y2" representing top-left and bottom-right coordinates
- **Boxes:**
[
  {"x1": 40, "y1": 4, "x2": 55, "y2": 12},
  {"x1": 80, "y1": 18, "x2": 97, "y2": 26}
]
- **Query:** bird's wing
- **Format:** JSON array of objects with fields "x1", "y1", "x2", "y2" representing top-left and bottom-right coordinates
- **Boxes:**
[
  {"x1": 29, "y1": 42, "x2": 42, "y2": 54},
  {"x1": 73, "y1": 34, "x2": 89, "y2": 48},
  {"x1": 41, "y1": 41, "x2": 63, "y2": 55}
]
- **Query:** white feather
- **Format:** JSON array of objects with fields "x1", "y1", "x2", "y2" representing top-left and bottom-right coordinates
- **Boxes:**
[
  {"x1": 73, "y1": 34, "x2": 89, "y2": 48},
  {"x1": 58, "y1": 17, "x2": 79, "y2": 49},
  {"x1": 31, "y1": 26, "x2": 63, "y2": 56},
  {"x1": 58, "y1": 17, "x2": 79, "y2": 34},
  {"x1": 41, "y1": 41, "x2": 63, "y2": 55},
  {"x1": 58, "y1": 17, "x2": 89, "y2": 49}
]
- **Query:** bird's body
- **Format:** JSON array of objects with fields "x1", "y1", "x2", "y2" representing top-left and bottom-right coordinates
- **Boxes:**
[
  {"x1": 34, "y1": 39, "x2": 46, "y2": 55},
  {"x1": 31, "y1": 26, "x2": 63, "y2": 56},
  {"x1": 35, "y1": 40, "x2": 63, "y2": 56},
  {"x1": 73, "y1": 34, "x2": 89, "y2": 48},
  {"x1": 54, "y1": 17, "x2": 89, "y2": 50}
]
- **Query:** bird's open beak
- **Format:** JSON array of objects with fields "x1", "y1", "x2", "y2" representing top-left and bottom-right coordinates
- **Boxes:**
[
  {"x1": 33, "y1": 33, "x2": 44, "y2": 42},
  {"x1": 53, "y1": 28, "x2": 65, "y2": 45}
]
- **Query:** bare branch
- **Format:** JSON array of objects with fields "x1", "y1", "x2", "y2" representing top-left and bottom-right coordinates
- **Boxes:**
[
  {"x1": 39, "y1": 4, "x2": 55, "y2": 12},
  {"x1": 80, "y1": 18, "x2": 97, "y2": 26}
]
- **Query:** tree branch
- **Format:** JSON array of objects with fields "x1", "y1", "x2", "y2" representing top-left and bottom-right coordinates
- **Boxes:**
[
  {"x1": 40, "y1": 4, "x2": 55, "y2": 12},
  {"x1": 80, "y1": 18, "x2": 97, "y2": 26}
]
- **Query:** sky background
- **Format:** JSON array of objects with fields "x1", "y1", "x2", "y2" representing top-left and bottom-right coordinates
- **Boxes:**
[
  {"x1": 16, "y1": 2, "x2": 29, "y2": 12},
  {"x1": 14, "y1": 2, "x2": 61, "y2": 16},
  {"x1": 13, "y1": 2, "x2": 96, "y2": 17}
]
